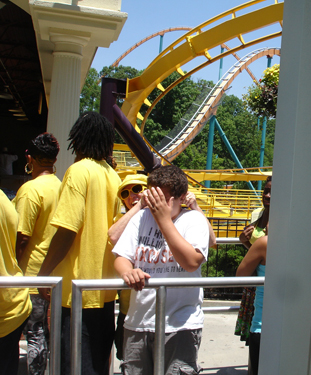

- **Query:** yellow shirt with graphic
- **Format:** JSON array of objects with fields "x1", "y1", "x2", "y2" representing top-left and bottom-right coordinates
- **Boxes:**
[
  {"x1": 0, "y1": 190, "x2": 32, "y2": 337},
  {"x1": 50, "y1": 158, "x2": 121, "y2": 308},
  {"x1": 13, "y1": 174, "x2": 61, "y2": 294}
]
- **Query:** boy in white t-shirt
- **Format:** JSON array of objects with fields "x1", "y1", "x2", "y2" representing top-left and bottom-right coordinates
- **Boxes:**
[{"x1": 113, "y1": 165, "x2": 210, "y2": 375}]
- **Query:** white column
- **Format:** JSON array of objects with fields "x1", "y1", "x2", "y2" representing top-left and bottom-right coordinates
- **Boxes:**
[
  {"x1": 259, "y1": 1, "x2": 311, "y2": 374},
  {"x1": 47, "y1": 33, "x2": 89, "y2": 179}
]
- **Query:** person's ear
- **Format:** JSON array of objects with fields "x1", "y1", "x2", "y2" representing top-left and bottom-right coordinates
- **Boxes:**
[{"x1": 26, "y1": 154, "x2": 32, "y2": 164}]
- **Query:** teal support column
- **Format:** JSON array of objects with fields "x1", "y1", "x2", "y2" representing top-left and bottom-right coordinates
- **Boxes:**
[
  {"x1": 267, "y1": 56, "x2": 272, "y2": 68},
  {"x1": 204, "y1": 116, "x2": 216, "y2": 188},
  {"x1": 159, "y1": 35, "x2": 164, "y2": 53},
  {"x1": 257, "y1": 116, "x2": 267, "y2": 190},
  {"x1": 214, "y1": 117, "x2": 256, "y2": 191},
  {"x1": 258, "y1": 55, "x2": 271, "y2": 190},
  {"x1": 218, "y1": 46, "x2": 225, "y2": 80}
]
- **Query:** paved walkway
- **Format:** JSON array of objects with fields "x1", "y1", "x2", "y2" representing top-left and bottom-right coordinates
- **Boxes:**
[{"x1": 18, "y1": 300, "x2": 249, "y2": 375}]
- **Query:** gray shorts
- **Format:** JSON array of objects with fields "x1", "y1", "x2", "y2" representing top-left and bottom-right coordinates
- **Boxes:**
[{"x1": 121, "y1": 328, "x2": 202, "y2": 375}]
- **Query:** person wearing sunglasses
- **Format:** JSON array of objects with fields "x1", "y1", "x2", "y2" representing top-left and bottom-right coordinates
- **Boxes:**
[
  {"x1": 108, "y1": 174, "x2": 148, "y2": 361},
  {"x1": 108, "y1": 174, "x2": 148, "y2": 246}
]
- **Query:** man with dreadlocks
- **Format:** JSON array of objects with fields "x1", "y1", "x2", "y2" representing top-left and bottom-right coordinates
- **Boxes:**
[{"x1": 38, "y1": 112, "x2": 121, "y2": 375}]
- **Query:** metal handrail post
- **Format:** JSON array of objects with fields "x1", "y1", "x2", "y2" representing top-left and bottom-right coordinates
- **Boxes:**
[
  {"x1": 71, "y1": 280, "x2": 83, "y2": 375},
  {"x1": 0, "y1": 276, "x2": 62, "y2": 375},
  {"x1": 49, "y1": 278, "x2": 62, "y2": 375},
  {"x1": 154, "y1": 286, "x2": 167, "y2": 375}
]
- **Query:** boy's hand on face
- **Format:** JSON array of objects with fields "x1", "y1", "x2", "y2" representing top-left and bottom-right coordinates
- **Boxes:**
[
  {"x1": 182, "y1": 192, "x2": 199, "y2": 210},
  {"x1": 144, "y1": 187, "x2": 173, "y2": 223},
  {"x1": 121, "y1": 268, "x2": 151, "y2": 291}
]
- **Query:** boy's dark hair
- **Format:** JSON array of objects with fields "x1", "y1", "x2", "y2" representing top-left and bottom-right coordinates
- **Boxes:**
[
  {"x1": 147, "y1": 165, "x2": 188, "y2": 198},
  {"x1": 67, "y1": 111, "x2": 115, "y2": 161},
  {"x1": 26, "y1": 133, "x2": 59, "y2": 165}
]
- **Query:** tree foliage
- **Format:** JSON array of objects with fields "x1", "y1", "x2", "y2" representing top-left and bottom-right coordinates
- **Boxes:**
[
  {"x1": 243, "y1": 64, "x2": 280, "y2": 118},
  {"x1": 80, "y1": 68, "x2": 101, "y2": 113}
]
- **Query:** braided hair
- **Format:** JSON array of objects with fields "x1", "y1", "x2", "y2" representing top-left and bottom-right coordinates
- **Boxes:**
[
  {"x1": 68, "y1": 112, "x2": 115, "y2": 162},
  {"x1": 26, "y1": 133, "x2": 59, "y2": 165}
]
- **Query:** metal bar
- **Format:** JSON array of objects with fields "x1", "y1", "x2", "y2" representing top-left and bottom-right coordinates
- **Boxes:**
[
  {"x1": 71, "y1": 277, "x2": 264, "y2": 291},
  {"x1": 49, "y1": 279, "x2": 62, "y2": 375},
  {"x1": 154, "y1": 286, "x2": 166, "y2": 375},
  {"x1": 70, "y1": 276, "x2": 264, "y2": 374},
  {"x1": 216, "y1": 237, "x2": 240, "y2": 244},
  {"x1": 71, "y1": 280, "x2": 83, "y2": 375},
  {"x1": 0, "y1": 276, "x2": 62, "y2": 375}
]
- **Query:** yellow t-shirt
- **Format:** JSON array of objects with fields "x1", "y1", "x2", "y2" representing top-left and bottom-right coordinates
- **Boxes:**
[
  {"x1": 0, "y1": 190, "x2": 32, "y2": 337},
  {"x1": 50, "y1": 158, "x2": 121, "y2": 308},
  {"x1": 13, "y1": 174, "x2": 61, "y2": 294}
]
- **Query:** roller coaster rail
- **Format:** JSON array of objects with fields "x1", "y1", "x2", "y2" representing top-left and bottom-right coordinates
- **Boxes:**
[{"x1": 155, "y1": 47, "x2": 281, "y2": 161}]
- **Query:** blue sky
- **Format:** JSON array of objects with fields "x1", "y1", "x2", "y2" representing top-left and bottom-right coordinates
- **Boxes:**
[{"x1": 91, "y1": 0, "x2": 282, "y2": 99}]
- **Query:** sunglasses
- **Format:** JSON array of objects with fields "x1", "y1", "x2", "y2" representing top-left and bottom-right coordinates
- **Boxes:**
[{"x1": 120, "y1": 184, "x2": 145, "y2": 200}]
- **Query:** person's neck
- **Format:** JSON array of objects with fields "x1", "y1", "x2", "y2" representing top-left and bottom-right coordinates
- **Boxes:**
[
  {"x1": 171, "y1": 206, "x2": 182, "y2": 221},
  {"x1": 32, "y1": 166, "x2": 54, "y2": 179}
]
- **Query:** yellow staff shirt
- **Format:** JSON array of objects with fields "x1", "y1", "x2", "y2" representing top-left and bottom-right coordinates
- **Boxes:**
[
  {"x1": 13, "y1": 174, "x2": 61, "y2": 294},
  {"x1": 50, "y1": 158, "x2": 121, "y2": 308},
  {"x1": 0, "y1": 190, "x2": 32, "y2": 337}
]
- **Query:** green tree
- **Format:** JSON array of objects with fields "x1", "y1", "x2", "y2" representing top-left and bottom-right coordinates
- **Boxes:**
[{"x1": 80, "y1": 68, "x2": 101, "y2": 113}]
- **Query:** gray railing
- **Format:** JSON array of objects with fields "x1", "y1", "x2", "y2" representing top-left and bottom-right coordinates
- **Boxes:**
[
  {"x1": 71, "y1": 276, "x2": 264, "y2": 375},
  {"x1": 0, "y1": 276, "x2": 62, "y2": 375}
]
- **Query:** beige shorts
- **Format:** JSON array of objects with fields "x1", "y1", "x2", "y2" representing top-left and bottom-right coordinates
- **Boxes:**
[{"x1": 121, "y1": 328, "x2": 202, "y2": 375}]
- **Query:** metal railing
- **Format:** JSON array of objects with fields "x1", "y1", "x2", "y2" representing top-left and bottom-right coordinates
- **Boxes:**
[
  {"x1": 71, "y1": 276, "x2": 264, "y2": 375},
  {"x1": 0, "y1": 276, "x2": 62, "y2": 375}
]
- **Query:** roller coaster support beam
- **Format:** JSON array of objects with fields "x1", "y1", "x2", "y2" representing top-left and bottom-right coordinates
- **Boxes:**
[
  {"x1": 100, "y1": 77, "x2": 127, "y2": 126},
  {"x1": 100, "y1": 77, "x2": 161, "y2": 173},
  {"x1": 258, "y1": 55, "x2": 272, "y2": 190},
  {"x1": 159, "y1": 35, "x2": 164, "y2": 53},
  {"x1": 258, "y1": 116, "x2": 267, "y2": 190},
  {"x1": 205, "y1": 116, "x2": 216, "y2": 188},
  {"x1": 218, "y1": 46, "x2": 225, "y2": 81},
  {"x1": 113, "y1": 104, "x2": 161, "y2": 173},
  {"x1": 213, "y1": 116, "x2": 256, "y2": 191}
]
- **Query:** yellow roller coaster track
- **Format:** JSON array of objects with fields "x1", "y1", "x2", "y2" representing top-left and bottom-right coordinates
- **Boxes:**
[{"x1": 121, "y1": 0, "x2": 283, "y2": 140}]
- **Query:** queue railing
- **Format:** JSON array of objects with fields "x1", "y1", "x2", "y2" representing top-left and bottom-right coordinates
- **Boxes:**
[
  {"x1": 71, "y1": 276, "x2": 264, "y2": 375},
  {"x1": 0, "y1": 276, "x2": 62, "y2": 375}
]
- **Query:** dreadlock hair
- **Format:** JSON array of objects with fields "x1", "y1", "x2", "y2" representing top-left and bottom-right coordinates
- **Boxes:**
[
  {"x1": 67, "y1": 111, "x2": 115, "y2": 161},
  {"x1": 26, "y1": 133, "x2": 59, "y2": 165},
  {"x1": 147, "y1": 165, "x2": 188, "y2": 198}
]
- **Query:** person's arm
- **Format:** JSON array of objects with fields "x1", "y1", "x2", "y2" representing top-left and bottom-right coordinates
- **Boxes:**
[
  {"x1": 15, "y1": 232, "x2": 30, "y2": 263},
  {"x1": 144, "y1": 187, "x2": 204, "y2": 272},
  {"x1": 183, "y1": 192, "x2": 217, "y2": 248},
  {"x1": 239, "y1": 224, "x2": 255, "y2": 249},
  {"x1": 108, "y1": 199, "x2": 145, "y2": 245},
  {"x1": 37, "y1": 227, "x2": 76, "y2": 300},
  {"x1": 236, "y1": 235, "x2": 267, "y2": 277},
  {"x1": 114, "y1": 255, "x2": 150, "y2": 291},
  {"x1": 38, "y1": 227, "x2": 76, "y2": 276}
]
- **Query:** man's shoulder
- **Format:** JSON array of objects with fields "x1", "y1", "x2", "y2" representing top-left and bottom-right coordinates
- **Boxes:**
[{"x1": 178, "y1": 208, "x2": 205, "y2": 220}]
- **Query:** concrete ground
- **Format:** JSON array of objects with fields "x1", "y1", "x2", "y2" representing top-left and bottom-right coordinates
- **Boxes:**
[{"x1": 19, "y1": 300, "x2": 248, "y2": 375}]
